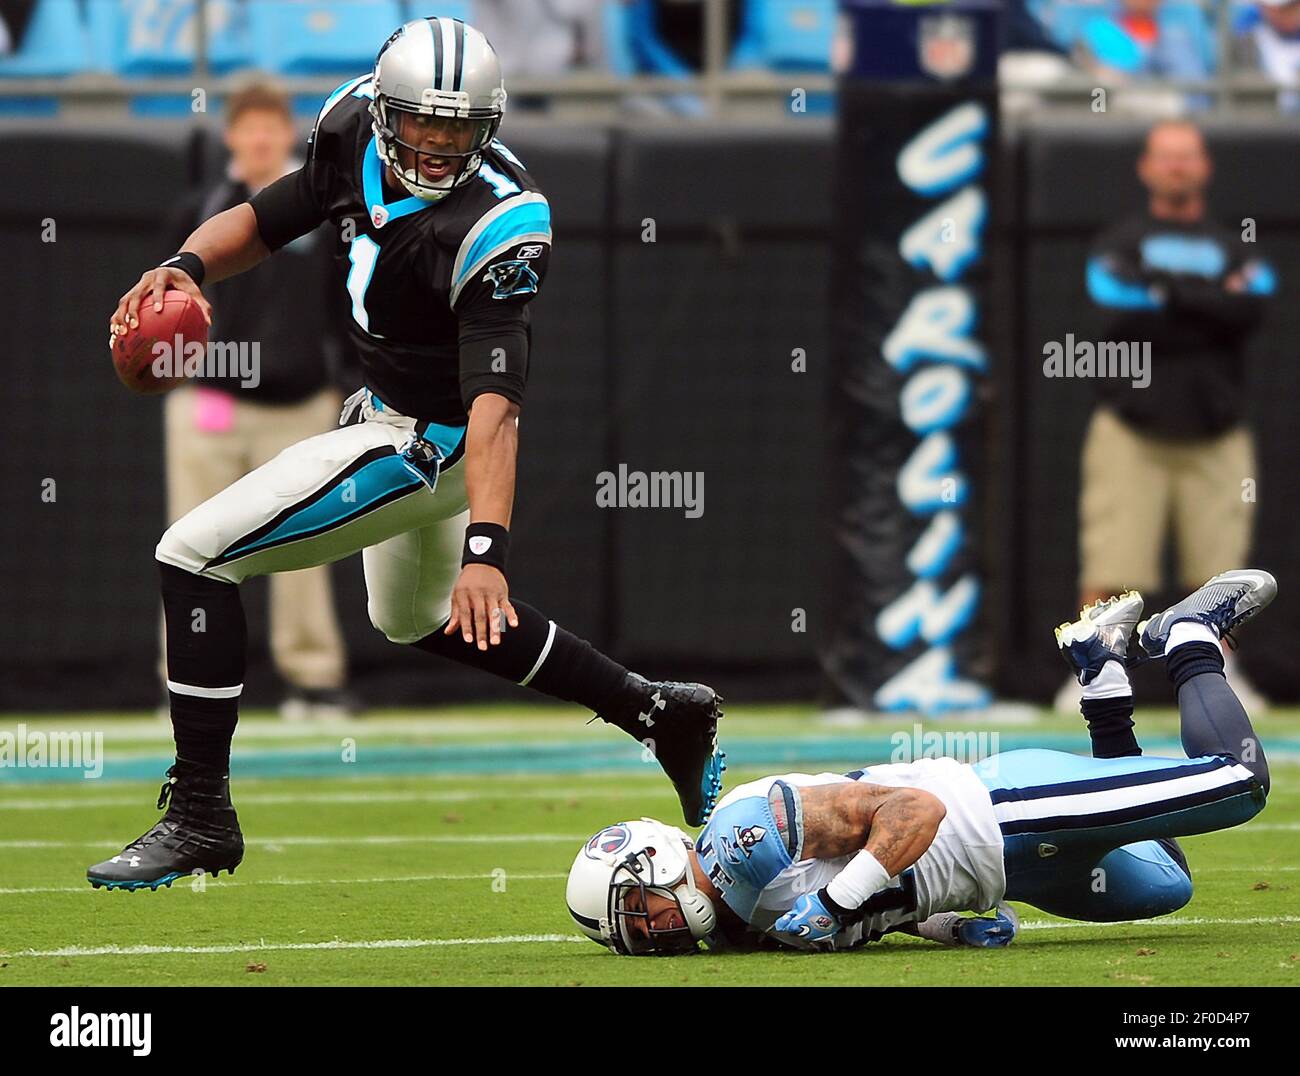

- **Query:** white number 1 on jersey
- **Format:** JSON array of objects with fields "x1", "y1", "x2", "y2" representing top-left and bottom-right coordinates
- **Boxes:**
[{"x1": 347, "y1": 235, "x2": 381, "y2": 335}]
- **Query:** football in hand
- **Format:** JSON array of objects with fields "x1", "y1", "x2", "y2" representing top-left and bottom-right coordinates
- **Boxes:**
[{"x1": 111, "y1": 289, "x2": 209, "y2": 395}]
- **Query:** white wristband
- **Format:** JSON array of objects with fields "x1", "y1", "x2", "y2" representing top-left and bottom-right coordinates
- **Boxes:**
[{"x1": 825, "y1": 849, "x2": 891, "y2": 911}]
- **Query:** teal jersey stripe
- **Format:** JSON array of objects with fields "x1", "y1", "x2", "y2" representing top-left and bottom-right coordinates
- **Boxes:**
[
  {"x1": 223, "y1": 454, "x2": 423, "y2": 560},
  {"x1": 455, "y1": 201, "x2": 551, "y2": 289}
]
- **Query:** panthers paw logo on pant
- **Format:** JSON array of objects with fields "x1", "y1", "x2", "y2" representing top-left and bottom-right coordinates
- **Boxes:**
[{"x1": 483, "y1": 259, "x2": 540, "y2": 300}]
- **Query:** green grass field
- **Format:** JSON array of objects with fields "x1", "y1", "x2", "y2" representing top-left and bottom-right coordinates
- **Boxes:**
[{"x1": 1, "y1": 705, "x2": 1297, "y2": 986}]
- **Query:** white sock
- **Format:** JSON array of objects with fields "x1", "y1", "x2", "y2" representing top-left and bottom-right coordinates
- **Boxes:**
[
  {"x1": 1167, "y1": 619, "x2": 1220, "y2": 653},
  {"x1": 1082, "y1": 659, "x2": 1132, "y2": 700}
]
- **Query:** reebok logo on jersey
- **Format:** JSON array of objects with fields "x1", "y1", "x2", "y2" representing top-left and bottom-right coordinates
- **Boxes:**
[
  {"x1": 468, "y1": 536, "x2": 493, "y2": 556},
  {"x1": 516, "y1": 244, "x2": 544, "y2": 259},
  {"x1": 371, "y1": 204, "x2": 389, "y2": 228}
]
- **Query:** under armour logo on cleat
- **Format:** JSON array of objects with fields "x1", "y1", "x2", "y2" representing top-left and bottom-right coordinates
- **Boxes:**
[
  {"x1": 638, "y1": 691, "x2": 666, "y2": 727},
  {"x1": 110, "y1": 854, "x2": 142, "y2": 868}
]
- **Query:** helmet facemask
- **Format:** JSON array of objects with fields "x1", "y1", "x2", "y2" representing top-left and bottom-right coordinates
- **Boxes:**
[
  {"x1": 606, "y1": 847, "x2": 709, "y2": 956},
  {"x1": 371, "y1": 97, "x2": 500, "y2": 202}
]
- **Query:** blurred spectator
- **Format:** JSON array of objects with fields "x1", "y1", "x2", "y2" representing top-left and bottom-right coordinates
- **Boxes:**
[
  {"x1": 1055, "y1": 120, "x2": 1277, "y2": 713},
  {"x1": 1009, "y1": 0, "x2": 1069, "y2": 52},
  {"x1": 0, "y1": 0, "x2": 35, "y2": 55},
  {"x1": 608, "y1": 0, "x2": 749, "y2": 116},
  {"x1": 473, "y1": 0, "x2": 607, "y2": 100},
  {"x1": 1001, "y1": 0, "x2": 1077, "y2": 114},
  {"x1": 162, "y1": 80, "x2": 355, "y2": 721},
  {"x1": 1235, "y1": 0, "x2": 1300, "y2": 111},
  {"x1": 1076, "y1": 0, "x2": 1215, "y2": 111}
]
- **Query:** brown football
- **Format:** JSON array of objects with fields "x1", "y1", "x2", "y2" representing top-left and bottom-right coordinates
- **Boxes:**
[{"x1": 111, "y1": 289, "x2": 209, "y2": 395}]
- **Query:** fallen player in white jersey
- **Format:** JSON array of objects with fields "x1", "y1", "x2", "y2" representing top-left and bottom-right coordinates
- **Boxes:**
[{"x1": 565, "y1": 570, "x2": 1275, "y2": 954}]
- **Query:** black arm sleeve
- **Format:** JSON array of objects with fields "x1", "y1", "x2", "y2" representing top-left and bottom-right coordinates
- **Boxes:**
[
  {"x1": 248, "y1": 163, "x2": 332, "y2": 253},
  {"x1": 453, "y1": 242, "x2": 550, "y2": 410},
  {"x1": 458, "y1": 306, "x2": 531, "y2": 410}
]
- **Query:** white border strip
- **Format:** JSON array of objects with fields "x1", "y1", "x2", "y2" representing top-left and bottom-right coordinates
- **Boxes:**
[
  {"x1": 165, "y1": 680, "x2": 243, "y2": 700},
  {"x1": 518, "y1": 620, "x2": 557, "y2": 687}
]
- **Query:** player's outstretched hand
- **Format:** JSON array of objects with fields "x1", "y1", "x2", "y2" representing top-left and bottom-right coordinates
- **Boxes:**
[
  {"x1": 109, "y1": 267, "x2": 212, "y2": 348},
  {"x1": 773, "y1": 892, "x2": 842, "y2": 945},
  {"x1": 955, "y1": 902, "x2": 1019, "y2": 948},
  {"x1": 445, "y1": 563, "x2": 519, "y2": 651}
]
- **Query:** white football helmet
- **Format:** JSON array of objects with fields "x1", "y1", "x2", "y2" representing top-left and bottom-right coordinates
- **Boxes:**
[
  {"x1": 370, "y1": 17, "x2": 507, "y2": 202},
  {"x1": 566, "y1": 819, "x2": 717, "y2": 956}
]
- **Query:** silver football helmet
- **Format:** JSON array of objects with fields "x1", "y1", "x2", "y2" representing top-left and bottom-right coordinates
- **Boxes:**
[
  {"x1": 370, "y1": 17, "x2": 507, "y2": 202},
  {"x1": 566, "y1": 819, "x2": 717, "y2": 956}
]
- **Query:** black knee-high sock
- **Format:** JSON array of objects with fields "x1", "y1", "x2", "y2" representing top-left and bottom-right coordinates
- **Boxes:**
[
  {"x1": 160, "y1": 562, "x2": 245, "y2": 772},
  {"x1": 1168, "y1": 641, "x2": 1269, "y2": 794},
  {"x1": 409, "y1": 599, "x2": 647, "y2": 734},
  {"x1": 1080, "y1": 694, "x2": 1141, "y2": 758}
]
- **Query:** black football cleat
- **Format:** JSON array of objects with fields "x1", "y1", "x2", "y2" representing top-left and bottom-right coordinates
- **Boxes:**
[
  {"x1": 86, "y1": 762, "x2": 244, "y2": 891},
  {"x1": 613, "y1": 675, "x2": 726, "y2": 828}
]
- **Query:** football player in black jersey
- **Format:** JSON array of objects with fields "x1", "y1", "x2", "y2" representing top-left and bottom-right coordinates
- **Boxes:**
[{"x1": 96, "y1": 18, "x2": 724, "y2": 891}]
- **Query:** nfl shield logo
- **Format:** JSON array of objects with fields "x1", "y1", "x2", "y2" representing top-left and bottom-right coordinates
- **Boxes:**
[
  {"x1": 918, "y1": 14, "x2": 975, "y2": 81},
  {"x1": 371, "y1": 204, "x2": 389, "y2": 228}
]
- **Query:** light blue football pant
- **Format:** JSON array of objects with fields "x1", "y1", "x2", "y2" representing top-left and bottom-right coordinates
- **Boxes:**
[{"x1": 971, "y1": 749, "x2": 1266, "y2": 921}]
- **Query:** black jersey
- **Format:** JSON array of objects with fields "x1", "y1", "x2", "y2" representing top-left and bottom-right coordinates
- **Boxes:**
[
  {"x1": 249, "y1": 74, "x2": 551, "y2": 426},
  {"x1": 1086, "y1": 212, "x2": 1275, "y2": 439}
]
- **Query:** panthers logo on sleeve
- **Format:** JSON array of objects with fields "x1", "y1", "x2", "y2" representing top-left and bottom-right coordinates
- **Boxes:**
[{"x1": 482, "y1": 259, "x2": 540, "y2": 300}]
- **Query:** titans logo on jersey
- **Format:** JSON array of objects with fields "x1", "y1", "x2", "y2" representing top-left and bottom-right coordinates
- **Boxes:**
[
  {"x1": 249, "y1": 75, "x2": 552, "y2": 428},
  {"x1": 695, "y1": 782, "x2": 799, "y2": 924}
]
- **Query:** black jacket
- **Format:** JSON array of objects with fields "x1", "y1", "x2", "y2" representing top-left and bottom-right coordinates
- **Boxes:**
[{"x1": 1086, "y1": 211, "x2": 1276, "y2": 439}]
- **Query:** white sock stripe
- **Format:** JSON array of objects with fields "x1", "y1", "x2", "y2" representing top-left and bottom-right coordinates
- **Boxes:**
[
  {"x1": 166, "y1": 680, "x2": 243, "y2": 700},
  {"x1": 992, "y1": 761, "x2": 1255, "y2": 825},
  {"x1": 1167, "y1": 619, "x2": 1221, "y2": 652},
  {"x1": 1081, "y1": 659, "x2": 1132, "y2": 701},
  {"x1": 518, "y1": 621, "x2": 556, "y2": 687}
]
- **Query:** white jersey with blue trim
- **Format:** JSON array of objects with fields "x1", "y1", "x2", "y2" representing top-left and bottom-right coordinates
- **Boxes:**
[{"x1": 697, "y1": 760, "x2": 1006, "y2": 949}]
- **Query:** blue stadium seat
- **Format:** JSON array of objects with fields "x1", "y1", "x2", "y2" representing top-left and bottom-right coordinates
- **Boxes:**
[
  {"x1": 0, "y1": 0, "x2": 88, "y2": 78},
  {"x1": 1036, "y1": 0, "x2": 1108, "y2": 51},
  {"x1": 248, "y1": 1, "x2": 404, "y2": 75},
  {"x1": 400, "y1": 2, "x2": 470, "y2": 24},
  {"x1": 85, "y1": 0, "x2": 251, "y2": 77},
  {"x1": 743, "y1": 0, "x2": 835, "y2": 72}
]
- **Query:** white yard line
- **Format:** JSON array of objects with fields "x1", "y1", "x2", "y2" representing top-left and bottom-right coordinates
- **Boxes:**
[
  {"x1": 0, "y1": 833, "x2": 587, "y2": 849},
  {"x1": 0, "y1": 786, "x2": 658, "y2": 810},
  {"x1": 1019, "y1": 915, "x2": 1300, "y2": 931},
  {"x1": 0, "y1": 935, "x2": 589, "y2": 959},
  {"x1": 0, "y1": 872, "x2": 566, "y2": 896},
  {"x1": 4, "y1": 915, "x2": 1298, "y2": 960}
]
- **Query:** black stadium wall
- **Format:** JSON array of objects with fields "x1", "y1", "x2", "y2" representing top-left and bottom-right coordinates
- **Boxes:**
[{"x1": 0, "y1": 117, "x2": 1297, "y2": 712}]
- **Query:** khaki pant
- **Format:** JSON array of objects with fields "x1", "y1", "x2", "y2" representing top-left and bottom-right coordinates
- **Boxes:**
[
  {"x1": 1079, "y1": 408, "x2": 1256, "y2": 594},
  {"x1": 161, "y1": 385, "x2": 347, "y2": 691}
]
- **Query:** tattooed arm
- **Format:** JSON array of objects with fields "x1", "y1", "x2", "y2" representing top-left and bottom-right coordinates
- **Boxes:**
[{"x1": 770, "y1": 780, "x2": 945, "y2": 876}]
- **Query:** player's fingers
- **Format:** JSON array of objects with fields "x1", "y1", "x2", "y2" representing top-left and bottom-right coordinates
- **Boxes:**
[
  {"x1": 150, "y1": 275, "x2": 167, "y2": 314},
  {"x1": 443, "y1": 603, "x2": 459, "y2": 635},
  {"x1": 458, "y1": 591, "x2": 474, "y2": 645},
  {"x1": 488, "y1": 600, "x2": 504, "y2": 647},
  {"x1": 501, "y1": 597, "x2": 518, "y2": 630},
  {"x1": 472, "y1": 591, "x2": 489, "y2": 651},
  {"x1": 124, "y1": 277, "x2": 148, "y2": 327},
  {"x1": 192, "y1": 288, "x2": 213, "y2": 325}
]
